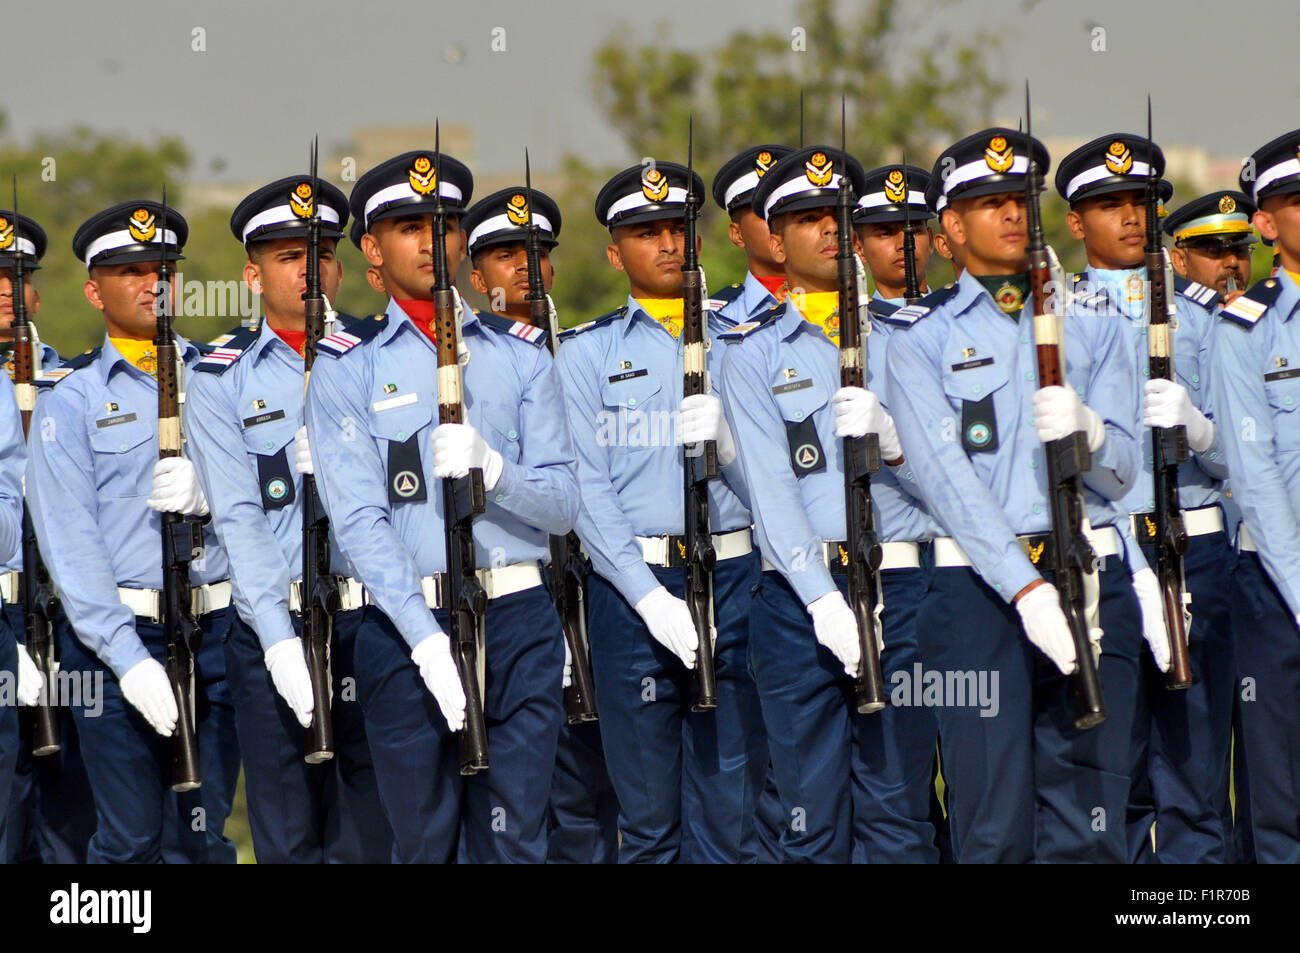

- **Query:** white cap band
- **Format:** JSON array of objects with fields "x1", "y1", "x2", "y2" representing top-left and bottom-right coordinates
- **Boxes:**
[
  {"x1": 1253, "y1": 157, "x2": 1300, "y2": 202},
  {"x1": 468, "y1": 211, "x2": 554, "y2": 250},
  {"x1": 1064, "y1": 160, "x2": 1152, "y2": 201},
  {"x1": 241, "y1": 204, "x2": 340, "y2": 244},
  {"x1": 857, "y1": 191, "x2": 930, "y2": 210},
  {"x1": 942, "y1": 154, "x2": 1029, "y2": 198},
  {"x1": 364, "y1": 181, "x2": 465, "y2": 229},
  {"x1": 1, "y1": 236, "x2": 36, "y2": 258},
  {"x1": 762, "y1": 174, "x2": 842, "y2": 219},
  {"x1": 84, "y1": 228, "x2": 180, "y2": 265},
  {"x1": 723, "y1": 171, "x2": 761, "y2": 209},
  {"x1": 606, "y1": 186, "x2": 688, "y2": 224}
]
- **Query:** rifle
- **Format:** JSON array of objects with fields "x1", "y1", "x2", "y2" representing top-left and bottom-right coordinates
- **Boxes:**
[
  {"x1": 1143, "y1": 99, "x2": 1194, "y2": 690},
  {"x1": 300, "y1": 138, "x2": 341, "y2": 761},
  {"x1": 681, "y1": 122, "x2": 719, "y2": 713},
  {"x1": 836, "y1": 104, "x2": 887, "y2": 714},
  {"x1": 155, "y1": 189, "x2": 205, "y2": 790},
  {"x1": 432, "y1": 125, "x2": 490, "y2": 774},
  {"x1": 10, "y1": 177, "x2": 59, "y2": 756},
  {"x1": 900, "y1": 159, "x2": 923, "y2": 305},
  {"x1": 1024, "y1": 88, "x2": 1106, "y2": 729},
  {"x1": 524, "y1": 151, "x2": 597, "y2": 724}
]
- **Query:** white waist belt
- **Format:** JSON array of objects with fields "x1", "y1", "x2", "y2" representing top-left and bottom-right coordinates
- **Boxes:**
[
  {"x1": 1130, "y1": 504, "x2": 1224, "y2": 541},
  {"x1": 420, "y1": 562, "x2": 543, "y2": 610},
  {"x1": 0, "y1": 570, "x2": 18, "y2": 605},
  {"x1": 761, "y1": 539, "x2": 921, "y2": 574},
  {"x1": 118, "y1": 580, "x2": 233, "y2": 623},
  {"x1": 1239, "y1": 523, "x2": 1257, "y2": 553},
  {"x1": 289, "y1": 577, "x2": 367, "y2": 613},
  {"x1": 933, "y1": 525, "x2": 1121, "y2": 568},
  {"x1": 637, "y1": 529, "x2": 753, "y2": 566}
]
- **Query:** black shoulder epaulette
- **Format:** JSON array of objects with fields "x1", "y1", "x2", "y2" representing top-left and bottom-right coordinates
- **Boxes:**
[
  {"x1": 1068, "y1": 273, "x2": 1112, "y2": 312},
  {"x1": 35, "y1": 347, "x2": 100, "y2": 387},
  {"x1": 718, "y1": 308, "x2": 780, "y2": 341},
  {"x1": 194, "y1": 324, "x2": 261, "y2": 374},
  {"x1": 559, "y1": 307, "x2": 625, "y2": 342},
  {"x1": 868, "y1": 298, "x2": 900, "y2": 317},
  {"x1": 878, "y1": 285, "x2": 957, "y2": 327},
  {"x1": 475, "y1": 311, "x2": 548, "y2": 347},
  {"x1": 1173, "y1": 274, "x2": 1223, "y2": 310},
  {"x1": 1220, "y1": 277, "x2": 1282, "y2": 329},
  {"x1": 709, "y1": 282, "x2": 744, "y2": 308},
  {"x1": 316, "y1": 313, "x2": 388, "y2": 356}
]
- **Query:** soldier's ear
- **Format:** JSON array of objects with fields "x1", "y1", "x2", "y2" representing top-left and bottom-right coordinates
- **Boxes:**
[
  {"x1": 1065, "y1": 207, "x2": 1086, "y2": 241},
  {"x1": 360, "y1": 231, "x2": 384, "y2": 268},
  {"x1": 243, "y1": 260, "x2": 262, "y2": 295},
  {"x1": 468, "y1": 268, "x2": 489, "y2": 296},
  {"x1": 1168, "y1": 245, "x2": 1188, "y2": 277},
  {"x1": 606, "y1": 243, "x2": 625, "y2": 273},
  {"x1": 29, "y1": 285, "x2": 39, "y2": 316},
  {"x1": 83, "y1": 277, "x2": 104, "y2": 312},
  {"x1": 1253, "y1": 209, "x2": 1279, "y2": 244},
  {"x1": 941, "y1": 208, "x2": 964, "y2": 247},
  {"x1": 728, "y1": 219, "x2": 744, "y2": 249}
]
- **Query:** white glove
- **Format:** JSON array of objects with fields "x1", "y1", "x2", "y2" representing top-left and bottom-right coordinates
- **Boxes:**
[
  {"x1": 119, "y1": 658, "x2": 178, "y2": 737},
  {"x1": 264, "y1": 638, "x2": 315, "y2": 728},
  {"x1": 14, "y1": 643, "x2": 45, "y2": 708},
  {"x1": 1015, "y1": 583, "x2": 1077, "y2": 675},
  {"x1": 411, "y1": 634, "x2": 466, "y2": 732},
  {"x1": 677, "y1": 394, "x2": 737, "y2": 467},
  {"x1": 1143, "y1": 378, "x2": 1214, "y2": 454},
  {"x1": 1032, "y1": 386, "x2": 1106, "y2": 452},
  {"x1": 293, "y1": 425, "x2": 314, "y2": 475},
  {"x1": 807, "y1": 590, "x2": 861, "y2": 677},
  {"x1": 633, "y1": 586, "x2": 697, "y2": 668},
  {"x1": 1130, "y1": 568, "x2": 1171, "y2": 673},
  {"x1": 832, "y1": 387, "x2": 903, "y2": 460},
  {"x1": 562, "y1": 637, "x2": 573, "y2": 690},
  {"x1": 146, "y1": 457, "x2": 210, "y2": 517},
  {"x1": 432, "y1": 423, "x2": 504, "y2": 492}
]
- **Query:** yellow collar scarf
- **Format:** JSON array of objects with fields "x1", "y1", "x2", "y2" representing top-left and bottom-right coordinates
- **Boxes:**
[
  {"x1": 111, "y1": 337, "x2": 159, "y2": 377},
  {"x1": 793, "y1": 291, "x2": 842, "y2": 342},
  {"x1": 635, "y1": 298, "x2": 685, "y2": 339}
]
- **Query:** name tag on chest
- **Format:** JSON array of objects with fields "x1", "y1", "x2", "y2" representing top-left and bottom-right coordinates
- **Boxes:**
[
  {"x1": 608, "y1": 368, "x2": 648, "y2": 384},
  {"x1": 242, "y1": 409, "x2": 286, "y2": 428},
  {"x1": 95, "y1": 412, "x2": 138, "y2": 429},
  {"x1": 772, "y1": 378, "x2": 813, "y2": 395},
  {"x1": 373, "y1": 392, "x2": 418, "y2": 413}
]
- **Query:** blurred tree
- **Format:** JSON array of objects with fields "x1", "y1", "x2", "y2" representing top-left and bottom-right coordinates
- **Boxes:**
[{"x1": 552, "y1": 0, "x2": 1008, "y2": 323}]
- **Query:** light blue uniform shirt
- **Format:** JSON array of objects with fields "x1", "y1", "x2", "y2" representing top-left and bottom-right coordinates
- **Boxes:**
[
  {"x1": 719, "y1": 298, "x2": 939, "y2": 607},
  {"x1": 1081, "y1": 265, "x2": 1227, "y2": 517},
  {"x1": 554, "y1": 295, "x2": 752, "y2": 607},
  {"x1": 26, "y1": 335, "x2": 231, "y2": 678},
  {"x1": 2, "y1": 342, "x2": 60, "y2": 575},
  {"x1": 305, "y1": 296, "x2": 579, "y2": 651},
  {"x1": 0, "y1": 373, "x2": 26, "y2": 570},
  {"x1": 885, "y1": 269, "x2": 1141, "y2": 602},
  {"x1": 1210, "y1": 269, "x2": 1300, "y2": 614},
  {"x1": 717, "y1": 272, "x2": 779, "y2": 325},
  {"x1": 187, "y1": 320, "x2": 358, "y2": 653}
]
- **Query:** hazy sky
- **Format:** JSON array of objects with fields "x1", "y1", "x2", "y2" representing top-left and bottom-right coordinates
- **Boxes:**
[{"x1": 5, "y1": 0, "x2": 1294, "y2": 181}]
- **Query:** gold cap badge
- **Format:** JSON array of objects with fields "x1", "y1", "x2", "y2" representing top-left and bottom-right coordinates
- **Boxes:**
[
  {"x1": 1219, "y1": 195, "x2": 1237, "y2": 214},
  {"x1": 0, "y1": 217, "x2": 11, "y2": 250},
  {"x1": 128, "y1": 208, "x2": 157, "y2": 243},
  {"x1": 755, "y1": 151, "x2": 775, "y2": 177},
  {"x1": 641, "y1": 168, "x2": 669, "y2": 202},
  {"x1": 985, "y1": 136, "x2": 1014, "y2": 173},
  {"x1": 1105, "y1": 140, "x2": 1133, "y2": 176},
  {"x1": 409, "y1": 155, "x2": 436, "y2": 196},
  {"x1": 884, "y1": 168, "x2": 907, "y2": 204},
  {"x1": 805, "y1": 152, "x2": 833, "y2": 187},
  {"x1": 506, "y1": 193, "x2": 529, "y2": 226},
  {"x1": 290, "y1": 182, "x2": 314, "y2": 219}
]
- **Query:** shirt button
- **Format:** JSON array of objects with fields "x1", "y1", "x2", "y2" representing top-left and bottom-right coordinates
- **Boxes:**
[
  {"x1": 119, "y1": 443, "x2": 128, "y2": 452},
  {"x1": 1033, "y1": 503, "x2": 1042, "y2": 514},
  {"x1": 397, "y1": 431, "x2": 407, "y2": 440},
  {"x1": 1020, "y1": 336, "x2": 1028, "y2": 344},
  {"x1": 507, "y1": 429, "x2": 517, "y2": 440},
  {"x1": 1192, "y1": 374, "x2": 1200, "y2": 384},
  {"x1": 794, "y1": 410, "x2": 804, "y2": 420},
  {"x1": 264, "y1": 440, "x2": 273, "y2": 450},
  {"x1": 1147, "y1": 499, "x2": 1155, "y2": 509},
  {"x1": 1025, "y1": 372, "x2": 1034, "y2": 381},
  {"x1": 1142, "y1": 368, "x2": 1150, "y2": 378},
  {"x1": 1029, "y1": 459, "x2": 1038, "y2": 470},
  {"x1": 494, "y1": 494, "x2": 504, "y2": 503},
  {"x1": 627, "y1": 397, "x2": 637, "y2": 407},
  {"x1": 1286, "y1": 396, "x2": 1294, "y2": 406},
  {"x1": 972, "y1": 385, "x2": 982, "y2": 395}
]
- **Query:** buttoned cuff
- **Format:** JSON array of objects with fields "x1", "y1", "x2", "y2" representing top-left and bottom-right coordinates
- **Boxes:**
[
  {"x1": 105, "y1": 624, "x2": 153, "y2": 681},
  {"x1": 788, "y1": 561, "x2": 837, "y2": 609},
  {"x1": 979, "y1": 548, "x2": 1041, "y2": 604}
]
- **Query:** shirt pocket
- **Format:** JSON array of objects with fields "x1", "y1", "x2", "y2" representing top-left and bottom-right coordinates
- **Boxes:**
[
  {"x1": 476, "y1": 400, "x2": 523, "y2": 466},
  {"x1": 1265, "y1": 376, "x2": 1300, "y2": 452},
  {"x1": 88, "y1": 415, "x2": 153, "y2": 500},
  {"x1": 368, "y1": 398, "x2": 434, "y2": 446},
  {"x1": 599, "y1": 373, "x2": 665, "y2": 452},
  {"x1": 240, "y1": 415, "x2": 297, "y2": 458}
]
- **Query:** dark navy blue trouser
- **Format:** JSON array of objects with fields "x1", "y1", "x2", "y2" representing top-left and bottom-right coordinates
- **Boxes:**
[
  {"x1": 748, "y1": 566, "x2": 939, "y2": 864},
  {"x1": 1229, "y1": 551, "x2": 1300, "y2": 864},
  {"x1": 0, "y1": 614, "x2": 17, "y2": 861},
  {"x1": 1126, "y1": 531, "x2": 1235, "y2": 863},
  {"x1": 751, "y1": 763, "x2": 785, "y2": 863},
  {"x1": 918, "y1": 556, "x2": 1141, "y2": 863},
  {"x1": 353, "y1": 587, "x2": 564, "y2": 864},
  {"x1": 546, "y1": 720, "x2": 619, "y2": 864},
  {"x1": 225, "y1": 608, "x2": 392, "y2": 863},
  {"x1": 61, "y1": 608, "x2": 240, "y2": 864},
  {"x1": 586, "y1": 551, "x2": 766, "y2": 863}
]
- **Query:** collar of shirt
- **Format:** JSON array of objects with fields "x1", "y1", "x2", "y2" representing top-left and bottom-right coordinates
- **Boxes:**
[
  {"x1": 948, "y1": 269, "x2": 1003, "y2": 320},
  {"x1": 99, "y1": 332, "x2": 197, "y2": 383},
  {"x1": 1275, "y1": 267, "x2": 1300, "y2": 322},
  {"x1": 379, "y1": 290, "x2": 481, "y2": 346},
  {"x1": 1087, "y1": 265, "x2": 1146, "y2": 321},
  {"x1": 742, "y1": 271, "x2": 781, "y2": 317},
  {"x1": 250, "y1": 319, "x2": 305, "y2": 363},
  {"x1": 872, "y1": 289, "x2": 905, "y2": 307}
]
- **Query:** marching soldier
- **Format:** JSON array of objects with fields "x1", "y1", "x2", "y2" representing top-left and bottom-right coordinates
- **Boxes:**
[
  {"x1": 717, "y1": 147, "x2": 940, "y2": 862},
  {"x1": 886, "y1": 129, "x2": 1151, "y2": 862},
  {"x1": 305, "y1": 150, "x2": 579, "y2": 863},
  {"x1": 460, "y1": 186, "x2": 620, "y2": 865},
  {"x1": 925, "y1": 177, "x2": 965, "y2": 279},
  {"x1": 1166, "y1": 191, "x2": 1257, "y2": 303},
  {"x1": 183, "y1": 175, "x2": 393, "y2": 863},
  {"x1": 554, "y1": 161, "x2": 766, "y2": 863},
  {"x1": 0, "y1": 211, "x2": 96, "y2": 864},
  {"x1": 27, "y1": 200, "x2": 241, "y2": 863},
  {"x1": 1209, "y1": 128, "x2": 1300, "y2": 863},
  {"x1": 854, "y1": 164, "x2": 934, "y2": 304},
  {"x1": 1055, "y1": 136, "x2": 1234, "y2": 863},
  {"x1": 711, "y1": 145, "x2": 794, "y2": 324}
]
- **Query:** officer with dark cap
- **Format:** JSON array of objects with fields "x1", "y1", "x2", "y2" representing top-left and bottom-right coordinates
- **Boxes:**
[
  {"x1": 27, "y1": 200, "x2": 241, "y2": 864},
  {"x1": 926, "y1": 175, "x2": 964, "y2": 279},
  {"x1": 182, "y1": 175, "x2": 393, "y2": 863},
  {"x1": 0, "y1": 209, "x2": 97, "y2": 865},
  {"x1": 1165, "y1": 190, "x2": 1257, "y2": 303},
  {"x1": 1210, "y1": 128, "x2": 1300, "y2": 864},
  {"x1": 462, "y1": 186, "x2": 562, "y2": 328},
  {"x1": 886, "y1": 129, "x2": 1145, "y2": 862},
  {"x1": 711, "y1": 145, "x2": 794, "y2": 324},
  {"x1": 553, "y1": 160, "x2": 766, "y2": 863},
  {"x1": 306, "y1": 150, "x2": 579, "y2": 863},
  {"x1": 717, "y1": 146, "x2": 941, "y2": 862},
  {"x1": 854, "y1": 164, "x2": 935, "y2": 306},
  {"x1": 1056, "y1": 134, "x2": 1235, "y2": 864}
]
